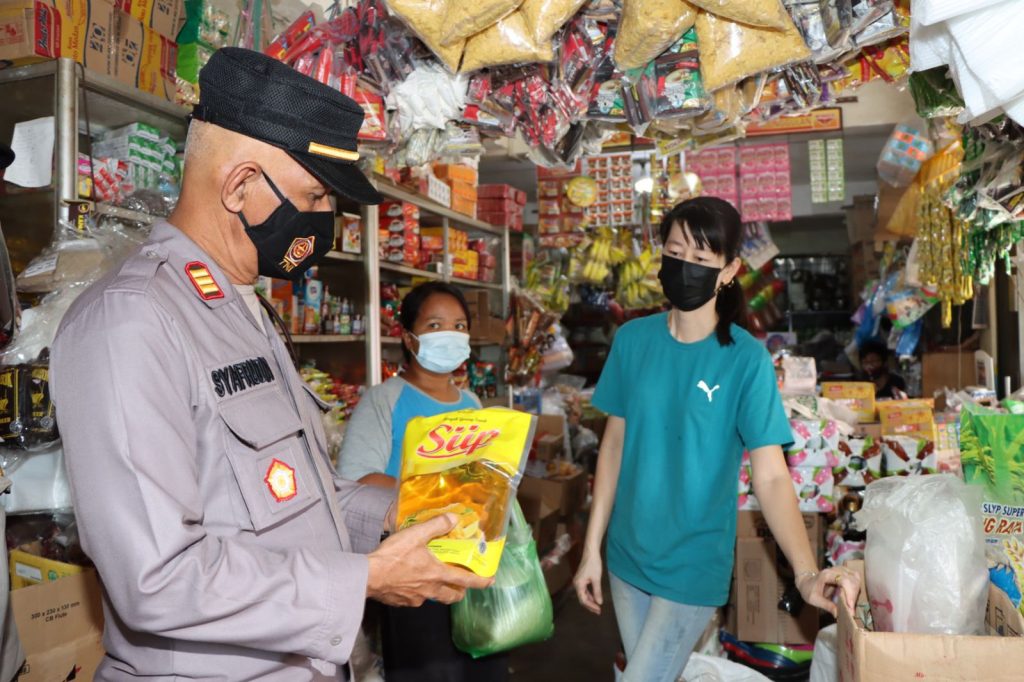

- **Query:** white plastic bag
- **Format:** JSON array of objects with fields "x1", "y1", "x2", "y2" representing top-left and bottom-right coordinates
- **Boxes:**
[
  {"x1": 855, "y1": 475, "x2": 988, "y2": 635},
  {"x1": 808, "y1": 624, "x2": 838, "y2": 682}
]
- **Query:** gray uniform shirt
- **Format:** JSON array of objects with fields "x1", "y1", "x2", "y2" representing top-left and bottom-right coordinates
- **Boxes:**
[{"x1": 50, "y1": 221, "x2": 393, "y2": 680}]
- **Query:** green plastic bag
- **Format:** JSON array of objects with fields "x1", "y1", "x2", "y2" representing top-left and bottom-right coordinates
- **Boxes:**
[{"x1": 452, "y1": 500, "x2": 554, "y2": 657}]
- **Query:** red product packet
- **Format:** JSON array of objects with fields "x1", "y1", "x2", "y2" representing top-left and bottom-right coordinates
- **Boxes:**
[{"x1": 264, "y1": 10, "x2": 316, "y2": 61}]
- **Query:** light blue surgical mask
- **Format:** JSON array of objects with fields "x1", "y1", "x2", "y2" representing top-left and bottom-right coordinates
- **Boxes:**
[{"x1": 412, "y1": 331, "x2": 471, "y2": 374}]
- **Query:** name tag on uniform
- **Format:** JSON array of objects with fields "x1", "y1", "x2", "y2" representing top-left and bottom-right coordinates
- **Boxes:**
[{"x1": 211, "y1": 357, "x2": 276, "y2": 398}]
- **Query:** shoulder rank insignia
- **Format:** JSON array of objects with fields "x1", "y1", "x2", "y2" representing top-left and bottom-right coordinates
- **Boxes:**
[
  {"x1": 185, "y1": 261, "x2": 224, "y2": 301},
  {"x1": 265, "y1": 459, "x2": 297, "y2": 502}
]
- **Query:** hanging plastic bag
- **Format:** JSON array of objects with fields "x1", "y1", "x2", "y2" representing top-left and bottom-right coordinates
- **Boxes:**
[
  {"x1": 695, "y1": 10, "x2": 811, "y2": 92},
  {"x1": 451, "y1": 500, "x2": 554, "y2": 657},
  {"x1": 386, "y1": 0, "x2": 465, "y2": 71},
  {"x1": 442, "y1": 0, "x2": 525, "y2": 47},
  {"x1": 460, "y1": 11, "x2": 554, "y2": 73},
  {"x1": 520, "y1": 0, "x2": 588, "y2": 43},
  {"x1": 687, "y1": 0, "x2": 789, "y2": 30},
  {"x1": 854, "y1": 475, "x2": 988, "y2": 634},
  {"x1": 613, "y1": 0, "x2": 697, "y2": 72}
]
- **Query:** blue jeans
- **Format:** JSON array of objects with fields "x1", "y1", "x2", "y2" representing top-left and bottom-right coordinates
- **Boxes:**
[{"x1": 610, "y1": 572, "x2": 715, "y2": 682}]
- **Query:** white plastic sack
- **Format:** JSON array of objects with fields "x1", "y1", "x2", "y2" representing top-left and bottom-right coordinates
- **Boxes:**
[
  {"x1": 947, "y1": 1, "x2": 1024, "y2": 103},
  {"x1": 808, "y1": 624, "x2": 838, "y2": 682},
  {"x1": 1, "y1": 443, "x2": 72, "y2": 514},
  {"x1": 909, "y1": 14, "x2": 951, "y2": 72},
  {"x1": 855, "y1": 475, "x2": 988, "y2": 635},
  {"x1": 914, "y1": 0, "x2": 1007, "y2": 26},
  {"x1": 386, "y1": 63, "x2": 468, "y2": 136}
]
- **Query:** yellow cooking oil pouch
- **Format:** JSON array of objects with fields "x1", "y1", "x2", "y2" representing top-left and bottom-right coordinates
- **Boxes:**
[{"x1": 397, "y1": 408, "x2": 537, "y2": 577}]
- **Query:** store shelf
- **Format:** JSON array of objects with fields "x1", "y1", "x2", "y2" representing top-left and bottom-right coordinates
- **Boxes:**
[
  {"x1": 0, "y1": 61, "x2": 191, "y2": 139},
  {"x1": 380, "y1": 261, "x2": 444, "y2": 280},
  {"x1": 291, "y1": 335, "x2": 366, "y2": 343},
  {"x1": 451, "y1": 277, "x2": 503, "y2": 291},
  {"x1": 324, "y1": 250, "x2": 363, "y2": 263},
  {"x1": 374, "y1": 177, "x2": 505, "y2": 236},
  {"x1": 94, "y1": 203, "x2": 159, "y2": 224}
]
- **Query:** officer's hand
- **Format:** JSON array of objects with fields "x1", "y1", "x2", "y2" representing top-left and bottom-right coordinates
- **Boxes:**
[{"x1": 366, "y1": 513, "x2": 493, "y2": 607}]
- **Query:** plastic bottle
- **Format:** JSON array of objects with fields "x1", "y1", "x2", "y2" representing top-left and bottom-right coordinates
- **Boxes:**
[{"x1": 353, "y1": 314, "x2": 364, "y2": 336}]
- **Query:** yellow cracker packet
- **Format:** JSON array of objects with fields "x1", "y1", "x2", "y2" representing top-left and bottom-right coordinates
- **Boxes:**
[{"x1": 397, "y1": 408, "x2": 537, "y2": 577}]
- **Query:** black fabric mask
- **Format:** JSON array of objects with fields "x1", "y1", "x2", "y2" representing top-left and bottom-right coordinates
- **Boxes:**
[
  {"x1": 239, "y1": 172, "x2": 335, "y2": 281},
  {"x1": 658, "y1": 254, "x2": 723, "y2": 311}
]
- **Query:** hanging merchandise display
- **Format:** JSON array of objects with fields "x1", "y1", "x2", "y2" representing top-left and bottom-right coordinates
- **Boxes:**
[{"x1": 739, "y1": 143, "x2": 793, "y2": 223}]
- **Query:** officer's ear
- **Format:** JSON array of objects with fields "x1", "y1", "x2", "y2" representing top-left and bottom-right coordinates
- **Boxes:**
[{"x1": 221, "y1": 162, "x2": 261, "y2": 215}]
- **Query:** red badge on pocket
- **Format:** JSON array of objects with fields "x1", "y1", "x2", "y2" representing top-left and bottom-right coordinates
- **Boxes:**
[{"x1": 264, "y1": 459, "x2": 297, "y2": 502}]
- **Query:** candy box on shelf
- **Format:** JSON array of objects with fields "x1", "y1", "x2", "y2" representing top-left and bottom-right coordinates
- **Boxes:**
[
  {"x1": 786, "y1": 419, "x2": 841, "y2": 469},
  {"x1": 822, "y1": 382, "x2": 877, "y2": 422},
  {"x1": 878, "y1": 436, "x2": 937, "y2": 477},
  {"x1": 790, "y1": 466, "x2": 835, "y2": 513},
  {"x1": 834, "y1": 437, "x2": 882, "y2": 488}
]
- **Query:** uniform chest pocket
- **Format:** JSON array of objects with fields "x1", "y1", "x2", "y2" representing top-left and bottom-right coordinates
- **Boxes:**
[{"x1": 219, "y1": 390, "x2": 318, "y2": 532}]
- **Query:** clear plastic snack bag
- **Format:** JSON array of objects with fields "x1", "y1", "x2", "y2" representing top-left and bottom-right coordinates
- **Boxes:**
[
  {"x1": 442, "y1": 0, "x2": 525, "y2": 47},
  {"x1": 460, "y1": 11, "x2": 555, "y2": 73},
  {"x1": 451, "y1": 500, "x2": 555, "y2": 657},
  {"x1": 520, "y1": 0, "x2": 589, "y2": 43},
  {"x1": 386, "y1": 0, "x2": 465, "y2": 71},
  {"x1": 855, "y1": 475, "x2": 988, "y2": 634},
  {"x1": 687, "y1": 0, "x2": 790, "y2": 29},
  {"x1": 696, "y1": 10, "x2": 811, "y2": 92},
  {"x1": 613, "y1": 0, "x2": 697, "y2": 71}
]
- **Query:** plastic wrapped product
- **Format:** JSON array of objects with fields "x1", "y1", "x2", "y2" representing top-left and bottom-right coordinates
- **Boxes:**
[
  {"x1": 696, "y1": 10, "x2": 811, "y2": 92},
  {"x1": 613, "y1": 0, "x2": 698, "y2": 71},
  {"x1": 451, "y1": 501, "x2": 554, "y2": 657},
  {"x1": 687, "y1": 0, "x2": 790, "y2": 29},
  {"x1": 386, "y1": 0, "x2": 465, "y2": 71},
  {"x1": 442, "y1": 0, "x2": 525, "y2": 47},
  {"x1": 909, "y1": 67, "x2": 965, "y2": 119},
  {"x1": 397, "y1": 408, "x2": 536, "y2": 577},
  {"x1": 855, "y1": 475, "x2": 988, "y2": 634},
  {"x1": 520, "y1": 0, "x2": 589, "y2": 43},
  {"x1": 653, "y1": 28, "x2": 711, "y2": 118},
  {"x1": 460, "y1": 12, "x2": 555, "y2": 73}
]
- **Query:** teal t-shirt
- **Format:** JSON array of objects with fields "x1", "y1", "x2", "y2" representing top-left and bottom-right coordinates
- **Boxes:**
[{"x1": 592, "y1": 313, "x2": 792, "y2": 607}]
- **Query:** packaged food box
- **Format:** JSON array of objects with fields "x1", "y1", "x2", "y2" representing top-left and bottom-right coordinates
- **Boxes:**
[{"x1": 822, "y1": 382, "x2": 877, "y2": 422}]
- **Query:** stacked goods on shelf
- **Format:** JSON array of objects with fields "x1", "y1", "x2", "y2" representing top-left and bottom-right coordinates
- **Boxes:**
[
  {"x1": 176, "y1": 0, "x2": 233, "y2": 93},
  {"x1": 434, "y1": 163, "x2": 478, "y2": 218},
  {"x1": 478, "y1": 184, "x2": 527, "y2": 232},
  {"x1": 738, "y1": 143, "x2": 792, "y2": 223},
  {"x1": 537, "y1": 162, "x2": 587, "y2": 248},
  {"x1": 259, "y1": 273, "x2": 360, "y2": 337},
  {"x1": 379, "y1": 201, "x2": 420, "y2": 266},
  {"x1": 0, "y1": 0, "x2": 180, "y2": 101},
  {"x1": 336, "y1": 213, "x2": 361, "y2": 254},
  {"x1": 472, "y1": 237, "x2": 500, "y2": 283},
  {"x1": 380, "y1": 283, "x2": 403, "y2": 339},
  {"x1": 687, "y1": 146, "x2": 738, "y2": 209},
  {"x1": 466, "y1": 290, "x2": 505, "y2": 346},
  {"x1": 87, "y1": 123, "x2": 181, "y2": 198},
  {"x1": 300, "y1": 366, "x2": 363, "y2": 465},
  {"x1": 583, "y1": 153, "x2": 634, "y2": 227}
]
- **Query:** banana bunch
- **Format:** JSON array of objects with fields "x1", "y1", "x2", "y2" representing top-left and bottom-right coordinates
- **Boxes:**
[
  {"x1": 571, "y1": 228, "x2": 620, "y2": 284},
  {"x1": 616, "y1": 245, "x2": 663, "y2": 309}
]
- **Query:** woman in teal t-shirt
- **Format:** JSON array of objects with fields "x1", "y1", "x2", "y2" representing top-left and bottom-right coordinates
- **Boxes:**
[{"x1": 573, "y1": 197, "x2": 861, "y2": 682}]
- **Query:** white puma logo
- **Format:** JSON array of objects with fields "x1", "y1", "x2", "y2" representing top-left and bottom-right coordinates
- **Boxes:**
[{"x1": 697, "y1": 380, "x2": 720, "y2": 403}]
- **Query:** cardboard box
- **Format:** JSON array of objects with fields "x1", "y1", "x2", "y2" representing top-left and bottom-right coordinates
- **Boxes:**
[
  {"x1": 116, "y1": 0, "x2": 183, "y2": 40},
  {"x1": 879, "y1": 404, "x2": 936, "y2": 440},
  {"x1": 923, "y1": 351, "x2": 978, "y2": 396},
  {"x1": 822, "y1": 382, "x2": 877, "y2": 422},
  {"x1": 732, "y1": 512, "x2": 823, "y2": 645},
  {"x1": 433, "y1": 163, "x2": 478, "y2": 184},
  {"x1": 10, "y1": 545, "x2": 86, "y2": 589},
  {"x1": 855, "y1": 422, "x2": 882, "y2": 440},
  {"x1": 838, "y1": 561, "x2": 1024, "y2": 682},
  {"x1": 0, "y1": 0, "x2": 113, "y2": 70},
  {"x1": 543, "y1": 557, "x2": 572, "y2": 595},
  {"x1": 11, "y1": 570, "x2": 105, "y2": 682},
  {"x1": 451, "y1": 194, "x2": 477, "y2": 219},
  {"x1": 518, "y1": 467, "x2": 586, "y2": 519},
  {"x1": 534, "y1": 434, "x2": 563, "y2": 463},
  {"x1": 519, "y1": 497, "x2": 560, "y2": 552}
]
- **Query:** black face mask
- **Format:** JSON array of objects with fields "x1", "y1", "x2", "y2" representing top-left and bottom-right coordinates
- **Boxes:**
[
  {"x1": 658, "y1": 254, "x2": 722, "y2": 312},
  {"x1": 239, "y1": 172, "x2": 335, "y2": 281}
]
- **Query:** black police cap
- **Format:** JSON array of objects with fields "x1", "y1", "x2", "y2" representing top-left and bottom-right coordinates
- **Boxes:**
[
  {"x1": 0, "y1": 143, "x2": 12, "y2": 171},
  {"x1": 193, "y1": 47, "x2": 382, "y2": 205}
]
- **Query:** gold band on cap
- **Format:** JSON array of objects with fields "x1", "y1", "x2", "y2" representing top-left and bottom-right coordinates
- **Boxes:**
[{"x1": 307, "y1": 141, "x2": 359, "y2": 161}]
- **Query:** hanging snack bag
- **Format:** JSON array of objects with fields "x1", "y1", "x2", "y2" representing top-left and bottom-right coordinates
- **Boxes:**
[
  {"x1": 696, "y1": 10, "x2": 811, "y2": 92},
  {"x1": 0, "y1": 366, "x2": 25, "y2": 448},
  {"x1": 442, "y1": 0, "x2": 525, "y2": 47},
  {"x1": 654, "y1": 28, "x2": 711, "y2": 118},
  {"x1": 613, "y1": 0, "x2": 697, "y2": 71},
  {"x1": 397, "y1": 408, "x2": 537, "y2": 577},
  {"x1": 520, "y1": 0, "x2": 589, "y2": 43},
  {"x1": 387, "y1": 0, "x2": 465, "y2": 72},
  {"x1": 460, "y1": 12, "x2": 554, "y2": 73},
  {"x1": 687, "y1": 0, "x2": 790, "y2": 29},
  {"x1": 26, "y1": 364, "x2": 58, "y2": 446}
]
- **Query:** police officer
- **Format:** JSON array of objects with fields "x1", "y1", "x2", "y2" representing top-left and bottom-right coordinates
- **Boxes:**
[{"x1": 50, "y1": 48, "x2": 490, "y2": 680}]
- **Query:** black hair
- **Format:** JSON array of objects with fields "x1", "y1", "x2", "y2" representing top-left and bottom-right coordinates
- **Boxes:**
[
  {"x1": 659, "y1": 196, "x2": 747, "y2": 346},
  {"x1": 399, "y1": 282, "x2": 472, "y2": 362},
  {"x1": 859, "y1": 338, "x2": 889, "y2": 362}
]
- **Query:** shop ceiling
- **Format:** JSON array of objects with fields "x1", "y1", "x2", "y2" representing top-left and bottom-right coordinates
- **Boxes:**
[{"x1": 481, "y1": 81, "x2": 917, "y2": 220}]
